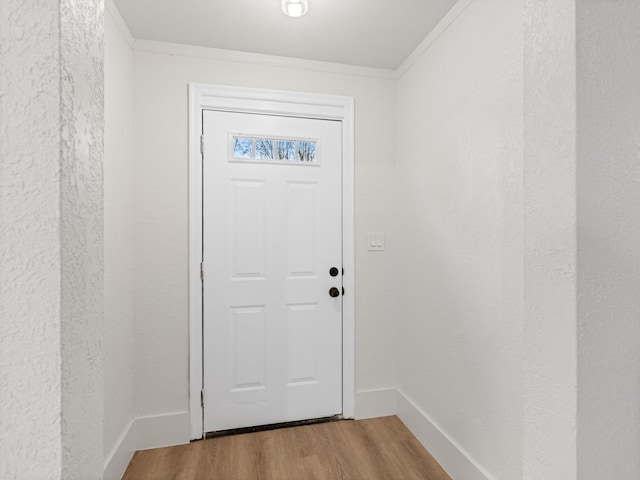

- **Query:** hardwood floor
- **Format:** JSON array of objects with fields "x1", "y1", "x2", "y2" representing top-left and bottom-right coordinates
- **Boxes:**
[{"x1": 122, "y1": 416, "x2": 451, "y2": 480}]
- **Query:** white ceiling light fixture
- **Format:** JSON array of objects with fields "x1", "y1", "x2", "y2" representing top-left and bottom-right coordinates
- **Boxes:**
[{"x1": 282, "y1": 0, "x2": 308, "y2": 17}]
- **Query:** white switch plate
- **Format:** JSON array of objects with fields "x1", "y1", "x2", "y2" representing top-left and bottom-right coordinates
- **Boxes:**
[{"x1": 367, "y1": 232, "x2": 385, "y2": 251}]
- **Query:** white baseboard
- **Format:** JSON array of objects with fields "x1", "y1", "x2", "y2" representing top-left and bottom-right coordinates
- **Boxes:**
[
  {"x1": 103, "y1": 419, "x2": 136, "y2": 480},
  {"x1": 136, "y1": 411, "x2": 191, "y2": 451},
  {"x1": 103, "y1": 412, "x2": 191, "y2": 478},
  {"x1": 396, "y1": 390, "x2": 493, "y2": 480},
  {"x1": 355, "y1": 388, "x2": 397, "y2": 419},
  {"x1": 104, "y1": 398, "x2": 492, "y2": 480}
]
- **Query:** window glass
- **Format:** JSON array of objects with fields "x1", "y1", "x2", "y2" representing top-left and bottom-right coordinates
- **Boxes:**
[
  {"x1": 277, "y1": 140, "x2": 296, "y2": 160},
  {"x1": 233, "y1": 137, "x2": 253, "y2": 158},
  {"x1": 231, "y1": 135, "x2": 318, "y2": 164},
  {"x1": 255, "y1": 139, "x2": 274, "y2": 159},
  {"x1": 297, "y1": 141, "x2": 316, "y2": 162}
]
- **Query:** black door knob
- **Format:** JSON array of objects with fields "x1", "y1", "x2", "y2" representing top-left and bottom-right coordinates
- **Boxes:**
[
  {"x1": 329, "y1": 287, "x2": 340, "y2": 298},
  {"x1": 329, "y1": 267, "x2": 339, "y2": 277}
]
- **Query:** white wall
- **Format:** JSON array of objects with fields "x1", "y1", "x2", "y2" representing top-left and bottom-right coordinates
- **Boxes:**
[
  {"x1": 522, "y1": 2, "x2": 640, "y2": 477},
  {"x1": 104, "y1": 3, "x2": 136, "y2": 476},
  {"x1": 522, "y1": 1, "x2": 578, "y2": 478},
  {"x1": 0, "y1": 0, "x2": 105, "y2": 478},
  {"x1": 395, "y1": 0, "x2": 523, "y2": 478},
  {"x1": 0, "y1": 0, "x2": 63, "y2": 476},
  {"x1": 59, "y1": 0, "x2": 105, "y2": 476},
  {"x1": 100, "y1": 2, "x2": 640, "y2": 478},
  {"x1": 132, "y1": 47, "x2": 398, "y2": 425},
  {"x1": 576, "y1": 1, "x2": 640, "y2": 478}
]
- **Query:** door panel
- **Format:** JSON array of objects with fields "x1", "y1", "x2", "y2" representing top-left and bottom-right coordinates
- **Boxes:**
[
  {"x1": 231, "y1": 180, "x2": 265, "y2": 278},
  {"x1": 230, "y1": 306, "x2": 266, "y2": 391},
  {"x1": 202, "y1": 111, "x2": 342, "y2": 432},
  {"x1": 286, "y1": 303, "x2": 319, "y2": 385},
  {"x1": 286, "y1": 182, "x2": 318, "y2": 276}
]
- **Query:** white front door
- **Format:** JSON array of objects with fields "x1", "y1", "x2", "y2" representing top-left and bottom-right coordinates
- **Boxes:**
[{"x1": 202, "y1": 110, "x2": 343, "y2": 432}]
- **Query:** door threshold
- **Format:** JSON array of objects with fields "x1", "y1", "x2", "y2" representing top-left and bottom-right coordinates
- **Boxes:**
[{"x1": 204, "y1": 414, "x2": 344, "y2": 439}]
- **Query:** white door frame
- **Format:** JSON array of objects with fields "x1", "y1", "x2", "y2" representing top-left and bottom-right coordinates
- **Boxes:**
[{"x1": 188, "y1": 83, "x2": 355, "y2": 440}]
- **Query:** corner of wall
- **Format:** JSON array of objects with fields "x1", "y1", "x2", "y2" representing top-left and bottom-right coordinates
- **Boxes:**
[
  {"x1": 60, "y1": 0, "x2": 105, "y2": 476},
  {"x1": 105, "y1": 0, "x2": 134, "y2": 48},
  {"x1": 355, "y1": 388, "x2": 397, "y2": 419},
  {"x1": 103, "y1": 412, "x2": 191, "y2": 478},
  {"x1": 354, "y1": 388, "x2": 496, "y2": 480},
  {"x1": 395, "y1": 0, "x2": 476, "y2": 79},
  {"x1": 104, "y1": 0, "x2": 136, "y2": 474},
  {"x1": 103, "y1": 420, "x2": 136, "y2": 480},
  {"x1": 135, "y1": 412, "x2": 191, "y2": 451},
  {"x1": 396, "y1": 390, "x2": 493, "y2": 480}
]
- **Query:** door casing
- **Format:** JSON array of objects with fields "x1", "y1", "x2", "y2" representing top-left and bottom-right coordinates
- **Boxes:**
[{"x1": 188, "y1": 83, "x2": 355, "y2": 440}]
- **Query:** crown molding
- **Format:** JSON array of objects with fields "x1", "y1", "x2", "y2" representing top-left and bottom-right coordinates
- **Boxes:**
[
  {"x1": 396, "y1": 0, "x2": 476, "y2": 79},
  {"x1": 134, "y1": 40, "x2": 397, "y2": 80},
  {"x1": 107, "y1": 0, "x2": 475, "y2": 81},
  {"x1": 105, "y1": 0, "x2": 135, "y2": 48}
]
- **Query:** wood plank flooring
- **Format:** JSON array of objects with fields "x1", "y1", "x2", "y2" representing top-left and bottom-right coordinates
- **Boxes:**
[{"x1": 122, "y1": 416, "x2": 451, "y2": 480}]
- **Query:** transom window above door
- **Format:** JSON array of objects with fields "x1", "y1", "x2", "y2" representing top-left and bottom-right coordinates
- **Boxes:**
[{"x1": 230, "y1": 134, "x2": 318, "y2": 164}]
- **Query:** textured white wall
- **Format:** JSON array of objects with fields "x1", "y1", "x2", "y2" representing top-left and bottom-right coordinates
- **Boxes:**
[
  {"x1": 523, "y1": 2, "x2": 640, "y2": 478},
  {"x1": 104, "y1": 4, "x2": 136, "y2": 468},
  {"x1": 0, "y1": 0, "x2": 105, "y2": 478},
  {"x1": 395, "y1": 0, "x2": 523, "y2": 478},
  {"x1": 576, "y1": 1, "x2": 640, "y2": 478},
  {"x1": 0, "y1": 0, "x2": 63, "y2": 477},
  {"x1": 59, "y1": 0, "x2": 105, "y2": 477},
  {"x1": 523, "y1": 1, "x2": 578, "y2": 478},
  {"x1": 132, "y1": 50, "x2": 397, "y2": 418}
]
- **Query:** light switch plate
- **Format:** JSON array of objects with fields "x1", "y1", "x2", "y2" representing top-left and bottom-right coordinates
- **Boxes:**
[{"x1": 367, "y1": 232, "x2": 385, "y2": 251}]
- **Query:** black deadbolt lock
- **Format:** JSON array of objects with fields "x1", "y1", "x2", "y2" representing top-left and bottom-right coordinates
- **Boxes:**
[{"x1": 329, "y1": 267, "x2": 340, "y2": 277}]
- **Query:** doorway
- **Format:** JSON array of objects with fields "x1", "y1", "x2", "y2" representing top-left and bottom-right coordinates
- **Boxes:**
[{"x1": 189, "y1": 84, "x2": 355, "y2": 439}]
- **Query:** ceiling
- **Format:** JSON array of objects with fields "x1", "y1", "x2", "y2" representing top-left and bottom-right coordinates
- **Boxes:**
[{"x1": 112, "y1": 0, "x2": 460, "y2": 70}]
